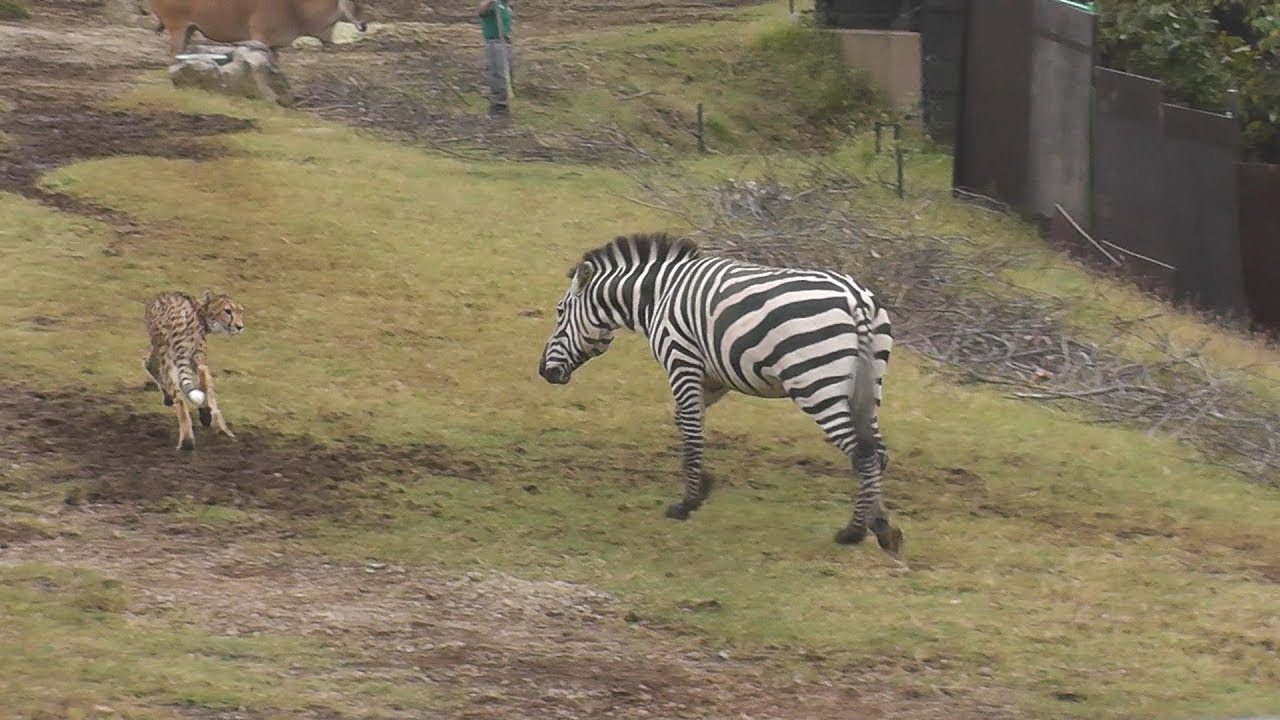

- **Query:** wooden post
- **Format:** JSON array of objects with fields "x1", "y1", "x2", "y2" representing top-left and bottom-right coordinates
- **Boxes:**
[
  {"x1": 697, "y1": 102, "x2": 707, "y2": 153},
  {"x1": 893, "y1": 122, "x2": 904, "y2": 198}
]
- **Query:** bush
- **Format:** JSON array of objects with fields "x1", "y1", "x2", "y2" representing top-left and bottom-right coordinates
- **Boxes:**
[
  {"x1": 1096, "y1": 0, "x2": 1280, "y2": 163},
  {"x1": 748, "y1": 19, "x2": 888, "y2": 137},
  {"x1": 0, "y1": 0, "x2": 31, "y2": 20}
]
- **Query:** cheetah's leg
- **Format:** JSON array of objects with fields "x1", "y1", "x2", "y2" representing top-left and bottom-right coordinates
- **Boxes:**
[
  {"x1": 142, "y1": 349, "x2": 173, "y2": 405},
  {"x1": 174, "y1": 398, "x2": 195, "y2": 451},
  {"x1": 197, "y1": 364, "x2": 234, "y2": 438}
]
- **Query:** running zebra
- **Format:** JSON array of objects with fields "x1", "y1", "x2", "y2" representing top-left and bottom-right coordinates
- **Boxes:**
[{"x1": 538, "y1": 232, "x2": 903, "y2": 562}]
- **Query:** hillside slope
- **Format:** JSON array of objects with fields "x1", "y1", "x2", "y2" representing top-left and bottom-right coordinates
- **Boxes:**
[{"x1": 2, "y1": 2, "x2": 1278, "y2": 719}]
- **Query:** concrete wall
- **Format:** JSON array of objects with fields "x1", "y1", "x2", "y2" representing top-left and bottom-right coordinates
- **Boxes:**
[
  {"x1": 1025, "y1": 0, "x2": 1095, "y2": 222},
  {"x1": 828, "y1": 29, "x2": 923, "y2": 125}
]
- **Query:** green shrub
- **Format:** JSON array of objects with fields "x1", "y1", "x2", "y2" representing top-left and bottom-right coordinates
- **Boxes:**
[
  {"x1": 747, "y1": 19, "x2": 888, "y2": 137},
  {"x1": 1096, "y1": 0, "x2": 1280, "y2": 163}
]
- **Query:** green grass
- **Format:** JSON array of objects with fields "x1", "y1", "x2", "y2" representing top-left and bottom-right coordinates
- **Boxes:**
[
  {"x1": 2, "y1": 7, "x2": 1280, "y2": 719},
  {"x1": 0, "y1": 0, "x2": 30, "y2": 20},
  {"x1": 524, "y1": 10, "x2": 888, "y2": 153},
  {"x1": 0, "y1": 564, "x2": 363, "y2": 719}
]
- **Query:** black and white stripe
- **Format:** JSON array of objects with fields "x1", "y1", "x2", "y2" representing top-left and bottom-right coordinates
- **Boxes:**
[{"x1": 539, "y1": 232, "x2": 903, "y2": 559}]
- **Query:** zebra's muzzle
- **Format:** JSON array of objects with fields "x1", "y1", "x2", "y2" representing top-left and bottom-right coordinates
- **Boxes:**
[{"x1": 539, "y1": 358, "x2": 571, "y2": 385}]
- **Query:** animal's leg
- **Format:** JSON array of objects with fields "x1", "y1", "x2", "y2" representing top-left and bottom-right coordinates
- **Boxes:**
[
  {"x1": 664, "y1": 370, "x2": 711, "y2": 520},
  {"x1": 141, "y1": 349, "x2": 174, "y2": 405},
  {"x1": 784, "y1": 373, "x2": 903, "y2": 562},
  {"x1": 168, "y1": 26, "x2": 188, "y2": 56},
  {"x1": 834, "y1": 413, "x2": 903, "y2": 563},
  {"x1": 197, "y1": 365, "x2": 234, "y2": 438},
  {"x1": 159, "y1": 350, "x2": 182, "y2": 409},
  {"x1": 174, "y1": 399, "x2": 195, "y2": 451}
]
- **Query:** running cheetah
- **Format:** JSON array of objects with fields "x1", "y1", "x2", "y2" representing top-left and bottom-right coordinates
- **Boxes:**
[{"x1": 142, "y1": 289, "x2": 245, "y2": 450}]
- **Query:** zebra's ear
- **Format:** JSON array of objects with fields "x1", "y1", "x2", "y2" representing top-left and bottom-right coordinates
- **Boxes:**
[{"x1": 572, "y1": 263, "x2": 595, "y2": 295}]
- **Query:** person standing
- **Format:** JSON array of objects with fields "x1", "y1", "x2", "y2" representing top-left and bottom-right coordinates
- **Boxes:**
[{"x1": 478, "y1": 0, "x2": 514, "y2": 119}]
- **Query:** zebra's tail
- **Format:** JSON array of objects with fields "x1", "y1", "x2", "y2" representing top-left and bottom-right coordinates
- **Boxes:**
[
  {"x1": 175, "y1": 362, "x2": 205, "y2": 407},
  {"x1": 849, "y1": 324, "x2": 878, "y2": 451}
]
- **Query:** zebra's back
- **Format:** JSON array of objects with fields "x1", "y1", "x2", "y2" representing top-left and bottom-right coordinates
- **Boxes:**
[{"x1": 655, "y1": 258, "x2": 886, "y2": 399}]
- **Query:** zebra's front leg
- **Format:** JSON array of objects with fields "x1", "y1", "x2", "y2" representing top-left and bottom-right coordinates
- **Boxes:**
[{"x1": 664, "y1": 383, "x2": 711, "y2": 521}]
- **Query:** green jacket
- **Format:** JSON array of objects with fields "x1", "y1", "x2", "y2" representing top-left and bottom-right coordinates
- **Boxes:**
[{"x1": 480, "y1": 0, "x2": 513, "y2": 41}]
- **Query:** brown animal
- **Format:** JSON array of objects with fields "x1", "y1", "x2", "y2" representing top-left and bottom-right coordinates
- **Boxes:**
[
  {"x1": 142, "y1": 289, "x2": 245, "y2": 451},
  {"x1": 148, "y1": 0, "x2": 369, "y2": 57}
]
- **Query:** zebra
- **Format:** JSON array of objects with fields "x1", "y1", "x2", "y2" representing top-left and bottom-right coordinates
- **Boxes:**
[{"x1": 537, "y1": 232, "x2": 904, "y2": 562}]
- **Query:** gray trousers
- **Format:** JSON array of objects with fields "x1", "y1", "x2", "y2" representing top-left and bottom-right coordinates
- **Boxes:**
[{"x1": 484, "y1": 39, "x2": 515, "y2": 110}]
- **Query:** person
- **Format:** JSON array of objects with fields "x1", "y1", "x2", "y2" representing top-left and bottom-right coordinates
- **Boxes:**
[{"x1": 477, "y1": 0, "x2": 514, "y2": 119}]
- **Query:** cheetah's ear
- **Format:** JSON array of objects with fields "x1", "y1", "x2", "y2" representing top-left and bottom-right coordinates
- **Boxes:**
[
  {"x1": 572, "y1": 263, "x2": 594, "y2": 295},
  {"x1": 202, "y1": 289, "x2": 215, "y2": 304}
]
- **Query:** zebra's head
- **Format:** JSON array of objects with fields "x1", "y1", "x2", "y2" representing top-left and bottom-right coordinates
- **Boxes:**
[{"x1": 539, "y1": 260, "x2": 616, "y2": 385}]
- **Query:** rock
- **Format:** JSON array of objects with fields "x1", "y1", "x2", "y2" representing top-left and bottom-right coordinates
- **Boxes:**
[
  {"x1": 101, "y1": 0, "x2": 155, "y2": 29},
  {"x1": 329, "y1": 21, "x2": 367, "y2": 44},
  {"x1": 169, "y1": 41, "x2": 294, "y2": 107}
]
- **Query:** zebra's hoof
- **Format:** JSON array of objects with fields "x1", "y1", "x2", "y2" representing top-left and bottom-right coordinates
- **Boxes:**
[
  {"x1": 198, "y1": 407, "x2": 213, "y2": 427},
  {"x1": 664, "y1": 502, "x2": 692, "y2": 520},
  {"x1": 873, "y1": 519, "x2": 905, "y2": 560},
  {"x1": 163, "y1": 393, "x2": 174, "y2": 407},
  {"x1": 834, "y1": 525, "x2": 868, "y2": 545},
  {"x1": 179, "y1": 437, "x2": 195, "y2": 451}
]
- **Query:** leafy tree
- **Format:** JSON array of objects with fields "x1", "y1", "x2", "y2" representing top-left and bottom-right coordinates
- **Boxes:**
[{"x1": 1095, "y1": 0, "x2": 1280, "y2": 163}]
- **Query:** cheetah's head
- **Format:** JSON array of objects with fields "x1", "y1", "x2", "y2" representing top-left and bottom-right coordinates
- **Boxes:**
[{"x1": 202, "y1": 290, "x2": 245, "y2": 336}]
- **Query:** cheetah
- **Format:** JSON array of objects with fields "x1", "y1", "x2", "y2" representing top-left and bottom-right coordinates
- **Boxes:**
[{"x1": 142, "y1": 289, "x2": 245, "y2": 450}]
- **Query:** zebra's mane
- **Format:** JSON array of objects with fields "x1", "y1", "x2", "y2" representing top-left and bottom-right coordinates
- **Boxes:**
[{"x1": 571, "y1": 232, "x2": 702, "y2": 277}]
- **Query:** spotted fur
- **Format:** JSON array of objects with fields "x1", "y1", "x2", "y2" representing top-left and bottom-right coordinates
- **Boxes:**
[{"x1": 143, "y1": 289, "x2": 244, "y2": 450}]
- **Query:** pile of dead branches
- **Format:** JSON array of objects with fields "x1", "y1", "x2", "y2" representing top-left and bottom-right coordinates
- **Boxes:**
[{"x1": 626, "y1": 169, "x2": 1280, "y2": 484}]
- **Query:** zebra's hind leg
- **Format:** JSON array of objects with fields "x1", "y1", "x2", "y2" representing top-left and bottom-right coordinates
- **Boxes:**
[{"x1": 835, "y1": 446, "x2": 905, "y2": 564}]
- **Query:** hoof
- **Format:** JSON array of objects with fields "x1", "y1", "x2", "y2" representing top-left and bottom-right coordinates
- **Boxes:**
[
  {"x1": 163, "y1": 393, "x2": 174, "y2": 407},
  {"x1": 179, "y1": 437, "x2": 195, "y2": 451},
  {"x1": 665, "y1": 502, "x2": 693, "y2": 520},
  {"x1": 834, "y1": 525, "x2": 868, "y2": 545},
  {"x1": 198, "y1": 407, "x2": 213, "y2": 427},
  {"x1": 872, "y1": 518, "x2": 905, "y2": 563}
]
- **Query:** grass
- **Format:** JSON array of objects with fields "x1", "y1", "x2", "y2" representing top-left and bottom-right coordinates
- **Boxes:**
[
  {"x1": 523, "y1": 11, "x2": 889, "y2": 153},
  {"x1": 0, "y1": 0, "x2": 29, "y2": 20},
  {"x1": 0, "y1": 564, "x2": 411, "y2": 719},
  {"x1": 3, "y1": 4, "x2": 1280, "y2": 719}
]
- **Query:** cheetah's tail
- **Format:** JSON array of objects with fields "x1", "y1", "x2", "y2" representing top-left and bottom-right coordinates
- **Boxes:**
[{"x1": 176, "y1": 364, "x2": 205, "y2": 407}]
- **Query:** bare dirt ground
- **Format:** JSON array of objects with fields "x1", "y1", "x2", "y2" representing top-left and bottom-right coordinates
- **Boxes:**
[{"x1": 0, "y1": 2, "x2": 1020, "y2": 717}]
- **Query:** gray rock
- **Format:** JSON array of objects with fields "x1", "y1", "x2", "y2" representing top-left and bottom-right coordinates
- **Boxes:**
[
  {"x1": 169, "y1": 41, "x2": 293, "y2": 107},
  {"x1": 101, "y1": 0, "x2": 156, "y2": 29}
]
